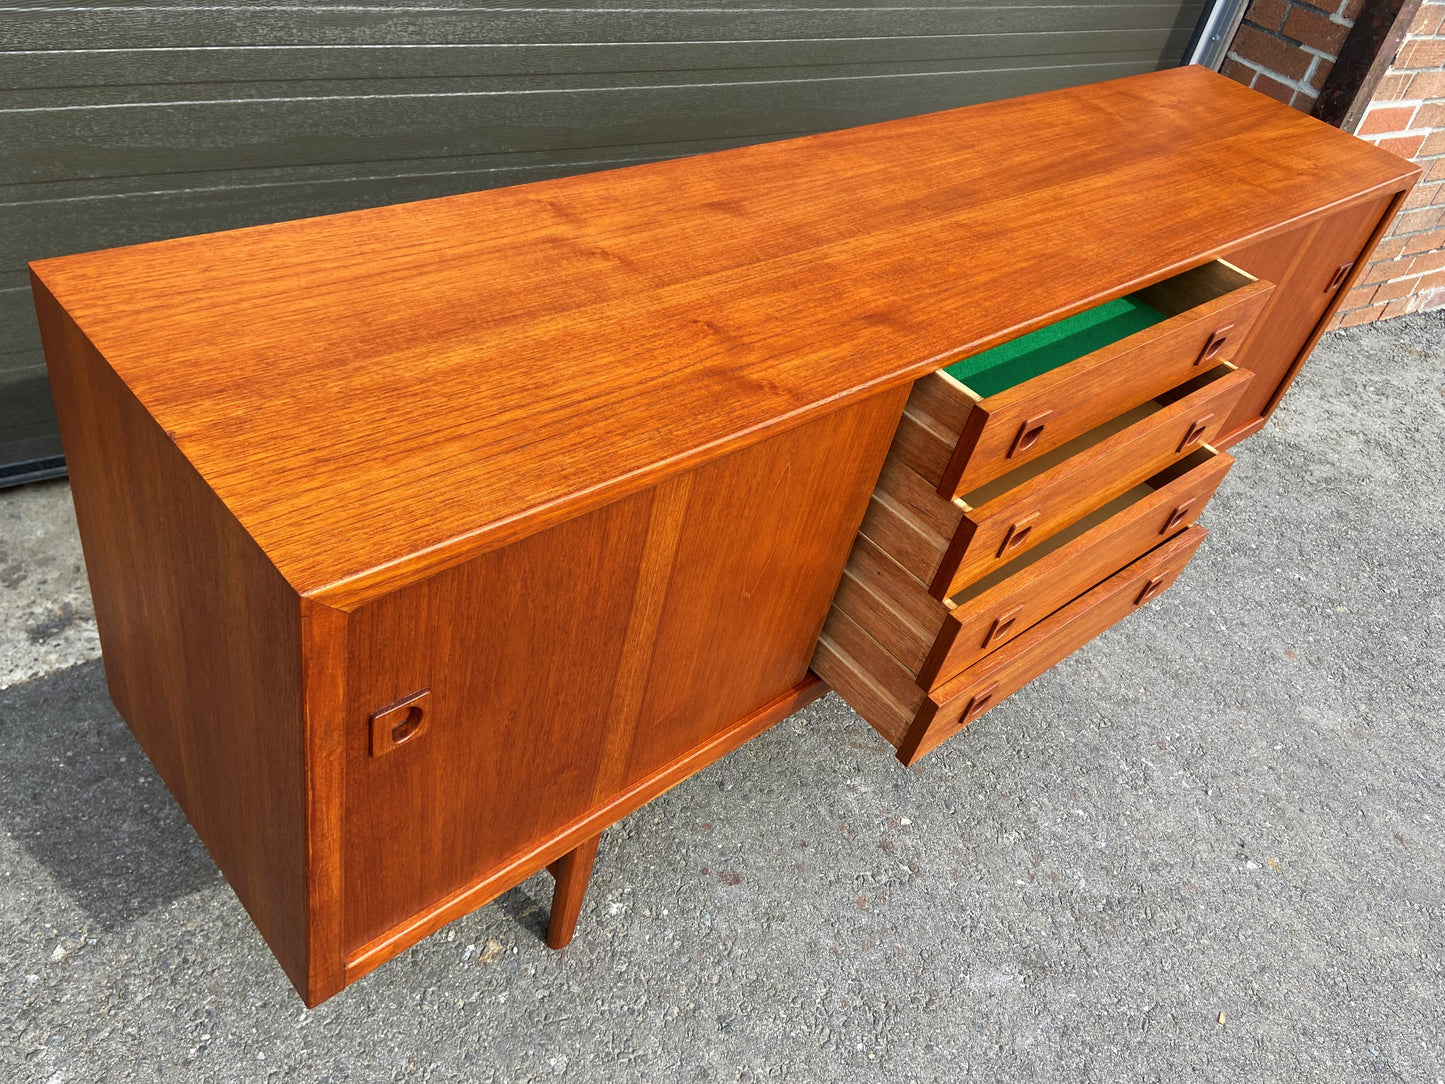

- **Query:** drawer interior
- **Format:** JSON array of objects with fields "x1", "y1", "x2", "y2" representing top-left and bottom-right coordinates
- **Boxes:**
[
  {"x1": 955, "y1": 362, "x2": 1237, "y2": 512},
  {"x1": 943, "y1": 295, "x2": 1166, "y2": 398},
  {"x1": 946, "y1": 446, "x2": 1217, "y2": 607},
  {"x1": 941, "y1": 260, "x2": 1255, "y2": 399}
]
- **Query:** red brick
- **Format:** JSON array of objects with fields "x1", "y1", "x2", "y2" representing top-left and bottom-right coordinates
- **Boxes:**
[
  {"x1": 1372, "y1": 72, "x2": 1413, "y2": 101},
  {"x1": 1414, "y1": 103, "x2": 1445, "y2": 130},
  {"x1": 1375, "y1": 133, "x2": 1426, "y2": 159},
  {"x1": 1367, "y1": 236, "x2": 1409, "y2": 262},
  {"x1": 1361, "y1": 255, "x2": 1407, "y2": 283},
  {"x1": 1291, "y1": 89, "x2": 1320, "y2": 110},
  {"x1": 1420, "y1": 130, "x2": 1445, "y2": 157},
  {"x1": 1382, "y1": 297, "x2": 1417, "y2": 319},
  {"x1": 1253, "y1": 72, "x2": 1299, "y2": 104},
  {"x1": 1357, "y1": 104, "x2": 1418, "y2": 136},
  {"x1": 1340, "y1": 283, "x2": 1379, "y2": 309},
  {"x1": 1402, "y1": 182, "x2": 1443, "y2": 210},
  {"x1": 1419, "y1": 268, "x2": 1445, "y2": 291},
  {"x1": 1361, "y1": 257, "x2": 1405, "y2": 284},
  {"x1": 1221, "y1": 58, "x2": 1256, "y2": 86},
  {"x1": 1397, "y1": 39, "x2": 1445, "y2": 70},
  {"x1": 1421, "y1": 287, "x2": 1445, "y2": 312},
  {"x1": 1409, "y1": 250, "x2": 1445, "y2": 276},
  {"x1": 1231, "y1": 26, "x2": 1314, "y2": 81},
  {"x1": 1408, "y1": 71, "x2": 1445, "y2": 100},
  {"x1": 1409, "y1": 2, "x2": 1445, "y2": 34},
  {"x1": 1436, "y1": 184, "x2": 1445, "y2": 204},
  {"x1": 1427, "y1": 157, "x2": 1445, "y2": 183},
  {"x1": 1402, "y1": 227, "x2": 1445, "y2": 255},
  {"x1": 1338, "y1": 0, "x2": 1364, "y2": 18},
  {"x1": 1395, "y1": 206, "x2": 1445, "y2": 234},
  {"x1": 1308, "y1": 57, "x2": 1336, "y2": 92},
  {"x1": 1284, "y1": 6, "x2": 1351, "y2": 53},
  {"x1": 1373, "y1": 275, "x2": 1421, "y2": 301},
  {"x1": 1246, "y1": 0, "x2": 1290, "y2": 32},
  {"x1": 1338, "y1": 303, "x2": 1388, "y2": 327}
]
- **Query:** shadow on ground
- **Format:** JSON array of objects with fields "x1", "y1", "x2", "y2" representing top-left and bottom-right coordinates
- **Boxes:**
[{"x1": 0, "y1": 660, "x2": 219, "y2": 928}]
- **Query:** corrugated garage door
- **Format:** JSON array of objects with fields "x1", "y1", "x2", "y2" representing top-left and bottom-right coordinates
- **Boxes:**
[{"x1": 0, "y1": 1, "x2": 1206, "y2": 480}]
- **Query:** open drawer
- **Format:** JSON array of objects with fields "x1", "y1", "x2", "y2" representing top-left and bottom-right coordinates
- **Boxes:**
[
  {"x1": 861, "y1": 362, "x2": 1250, "y2": 600},
  {"x1": 892, "y1": 259, "x2": 1271, "y2": 498},
  {"x1": 813, "y1": 525, "x2": 1207, "y2": 767},
  {"x1": 830, "y1": 446, "x2": 1233, "y2": 693}
]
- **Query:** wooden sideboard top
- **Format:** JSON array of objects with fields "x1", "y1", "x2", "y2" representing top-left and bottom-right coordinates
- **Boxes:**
[{"x1": 29, "y1": 66, "x2": 1415, "y2": 608}]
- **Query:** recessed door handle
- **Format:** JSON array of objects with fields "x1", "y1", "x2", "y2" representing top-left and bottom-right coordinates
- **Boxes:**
[
  {"x1": 369, "y1": 688, "x2": 432, "y2": 757},
  {"x1": 1326, "y1": 262, "x2": 1354, "y2": 293}
]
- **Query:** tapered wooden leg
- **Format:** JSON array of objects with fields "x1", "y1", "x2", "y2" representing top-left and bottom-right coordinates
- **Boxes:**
[{"x1": 546, "y1": 834, "x2": 601, "y2": 949}]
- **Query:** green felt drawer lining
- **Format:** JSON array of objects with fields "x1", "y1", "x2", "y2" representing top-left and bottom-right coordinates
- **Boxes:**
[{"x1": 944, "y1": 295, "x2": 1166, "y2": 399}]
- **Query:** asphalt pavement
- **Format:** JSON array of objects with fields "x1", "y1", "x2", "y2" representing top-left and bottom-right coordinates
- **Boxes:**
[{"x1": 1, "y1": 309, "x2": 1442, "y2": 1082}]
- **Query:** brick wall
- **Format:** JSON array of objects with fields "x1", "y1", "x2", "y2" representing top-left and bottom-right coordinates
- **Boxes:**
[
  {"x1": 1331, "y1": 2, "x2": 1445, "y2": 325},
  {"x1": 1221, "y1": 0, "x2": 1445, "y2": 325},
  {"x1": 1223, "y1": 0, "x2": 1359, "y2": 109}
]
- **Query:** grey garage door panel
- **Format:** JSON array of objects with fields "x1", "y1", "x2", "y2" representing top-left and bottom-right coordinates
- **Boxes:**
[
  {"x1": 0, "y1": 349, "x2": 43, "y2": 381},
  {"x1": 3, "y1": 55, "x2": 1194, "y2": 187},
  {"x1": 0, "y1": 0, "x2": 1206, "y2": 473},
  {"x1": 7, "y1": 29, "x2": 1193, "y2": 90},
  {"x1": 0, "y1": 369, "x2": 61, "y2": 460},
  {"x1": 3, "y1": 137, "x2": 785, "y2": 266},
  {"x1": 6, "y1": 4, "x2": 1201, "y2": 51}
]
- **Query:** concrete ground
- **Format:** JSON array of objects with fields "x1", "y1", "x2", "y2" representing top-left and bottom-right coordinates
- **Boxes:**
[{"x1": 1, "y1": 310, "x2": 1442, "y2": 1083}]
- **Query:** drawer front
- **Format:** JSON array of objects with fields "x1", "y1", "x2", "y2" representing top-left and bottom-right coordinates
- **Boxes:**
[
  {"x1": 922, "y1": 448, "x2": 1233, "y2": 688},
  {"x1": 896, "y1": 525, "x2": 1208, "y2": 766},
  {"x1": 890, "y1": 260, "x2": 1271, "y2": 497},
  {"x1": 933, "y1": 363, "x2": 1250, "y2": 598}
]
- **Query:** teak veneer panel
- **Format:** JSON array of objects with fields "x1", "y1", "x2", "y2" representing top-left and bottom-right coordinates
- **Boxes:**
[
  {"x1": 32, "y1": 284, "x2": 315, "y2": 994},
  {"x1": 28, "y1": 67, "x2": 1414, "y2": 608},
  {"x1": 340, "y1": 389, "x2": 904, "y2": 965},
  {"x1": 1221, "y1": 193, "x2": 1396, "y2": 438}
]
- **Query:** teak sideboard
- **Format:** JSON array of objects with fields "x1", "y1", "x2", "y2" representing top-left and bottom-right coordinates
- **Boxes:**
[{"x1": 30, "y1": 67, "x2": 1416, "y2": 1005}]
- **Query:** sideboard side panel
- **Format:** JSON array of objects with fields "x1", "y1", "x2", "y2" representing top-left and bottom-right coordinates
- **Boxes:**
[{"x1": 31, "y1": 277, "x2": 311, "y2": 994}]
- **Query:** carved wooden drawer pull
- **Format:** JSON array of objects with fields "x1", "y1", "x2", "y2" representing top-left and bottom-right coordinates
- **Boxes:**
[
  {"x1": 960, "y1": 683, "x2": 999, "y2": 725},
  {"x1": 1136, "y1": 576, "x2": 1168, "y2": 605},
  {"x1": 1008, "y1": 411, "x2": 1053, "y2": 458},
  {"x1": 1196, "y1": 324, "x2": 1233, "y2": 366},
  {"x1": 1178, "y1": 413, "x2": 1214, "y2": 453},
  {"x1": 1161, "y1": 501, "x2": 1194, "y2": 535}
]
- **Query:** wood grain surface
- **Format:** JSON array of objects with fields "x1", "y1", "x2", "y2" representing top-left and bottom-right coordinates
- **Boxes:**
[
  {"x1": 337, "y1": 389, "x2": 900, "y2": 959},
  {"x1": 1220, "y1": 193, "x2": 1396, "y2": 439},
  {"x1": 896, "y1": 524, "x2": 1209, "y2": 765},
  {"x1": 33, "y1": 280, "x2": 313, "y2": 994},
  {"x1": 28, "y1": 67, "x2": 1415, "y2": 608},
  {"x1": 935, "y1": 261, "x2": 1270, "y2": 496},
  {"x1": 933, "y1": 365, "x2": 1251, "y2": 596}
]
